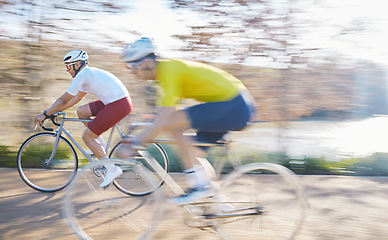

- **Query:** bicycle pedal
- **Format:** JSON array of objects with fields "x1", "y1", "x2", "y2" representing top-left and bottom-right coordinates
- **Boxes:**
[{"x1": 102, "y1": 183, "x2": 112, "y2": 190}]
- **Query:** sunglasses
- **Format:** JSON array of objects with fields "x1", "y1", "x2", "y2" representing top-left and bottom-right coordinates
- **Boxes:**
[
  {"x1": 126, "y1": 56, "x2": 155, "y2": 70},
  {"x1": 65, "y1": 62, "x2": 75, "y2": 71},
  {"x1": 126, "y1": 62, "x2": 142, "y2": 70}
]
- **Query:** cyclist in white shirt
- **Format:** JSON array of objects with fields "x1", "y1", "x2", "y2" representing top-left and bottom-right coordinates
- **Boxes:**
[{"x1": 34, "y1": 50, "x2": 132, "y2": 187}]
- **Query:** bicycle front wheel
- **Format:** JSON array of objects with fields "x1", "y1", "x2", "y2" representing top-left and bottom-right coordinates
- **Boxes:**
[
  {"x1": 109, "y1": 142, "x2": 169, "y2": 196},
  {"x1": 62, "y1": 158, "x2": 164, "y2": 240},
  {"x1": 17, "y1": 132, "x2": 78, "y2": 192},
  {"x1": 216, "y1": 163, "x2": 307, "y2": 240}
]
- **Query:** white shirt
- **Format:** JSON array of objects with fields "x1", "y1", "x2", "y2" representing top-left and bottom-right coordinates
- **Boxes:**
[{"x1": 66, "y1": 66, "x2": 129, "y2": 105}]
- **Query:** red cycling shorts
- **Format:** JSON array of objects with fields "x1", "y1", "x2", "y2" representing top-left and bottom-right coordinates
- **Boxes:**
[{"x1": 88, "y1": 96, "x2": 132, "y2": 136}]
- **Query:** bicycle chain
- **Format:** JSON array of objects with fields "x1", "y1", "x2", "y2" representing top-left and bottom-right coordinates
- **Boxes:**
[{"x1": 184, "y1": 211, "x2": 255, "y2": 229}]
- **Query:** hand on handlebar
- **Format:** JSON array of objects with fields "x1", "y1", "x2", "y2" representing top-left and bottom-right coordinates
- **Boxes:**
[
  {"x1": 34, "y1": 113, "x2": 46, "y2": 128},
  {"x1": 33, "y1": 112, "x2": 61, "y2": 131}
]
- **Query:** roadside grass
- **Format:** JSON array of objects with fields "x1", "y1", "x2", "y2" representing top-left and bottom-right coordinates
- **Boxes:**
[{"x1": 3, "y1": 143, "x2": 388, "y2": 176}]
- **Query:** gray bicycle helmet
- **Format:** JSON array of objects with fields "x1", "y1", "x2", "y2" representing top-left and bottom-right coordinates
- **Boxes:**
[
  {"x1": 64, "y1": 50, "x2": 89, "y2": 63},
  {"x1": 122, "y1": 37, "x2": 156, "y2": 63}
]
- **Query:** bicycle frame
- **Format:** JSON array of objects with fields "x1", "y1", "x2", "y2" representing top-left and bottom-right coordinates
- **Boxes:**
[
  {"x1": 152, "y1": 139, "x2": 243, "y2": 179},
  {"x1": 139, "y1": 150, "x2": 185, "y2": 195},
  {"x1": 137, "y1": 150, "x2": 263, "y2": 221},
  {"x1": 44, "y1": 112, "x2": 126, "y2": 165},
  {"x1": 61, "y1": 119, "x2": 308, "y2": 240},
  {"x1": 137, "y1": 139, "x2": 241, "y2": 196}
]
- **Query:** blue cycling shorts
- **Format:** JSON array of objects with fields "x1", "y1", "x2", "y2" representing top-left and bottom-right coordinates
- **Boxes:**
[{"x1": 185, "y1": 90, "x2": 256, "y2": 143}]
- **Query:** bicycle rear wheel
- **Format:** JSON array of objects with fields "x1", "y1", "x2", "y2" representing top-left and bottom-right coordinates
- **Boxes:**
[
  {"x1": 215, "y1": 163, "x2": 307, "y2": 240},
  {"x1": 17, "y1": 132, "x2": 78, "y2": 192},
  {"x1": 109, "y1": 142, "x2": 169, "y2": 196},
  {"x1": 62, "y1": 158, "x2": 164, "y2": 240}
]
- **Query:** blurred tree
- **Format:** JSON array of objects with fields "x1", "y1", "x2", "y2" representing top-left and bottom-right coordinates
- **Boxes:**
[
  {"x1": 170, "y1": 0, "x2": 316, "y2": 68},
  {"x1": 169, "y1": 0, "x2": 377, "y2": 122},
  {"x1": 0, "y1": 0, "x2": 130, "y2": 130}
]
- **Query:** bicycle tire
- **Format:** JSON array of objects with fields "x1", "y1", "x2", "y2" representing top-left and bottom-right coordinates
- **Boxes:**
[
  {"x1": 17, "y1": 132, "x2": 78, "y2": 192},
  {"x1": 215, "y1": 163, "x2": 307, "y2": 240},
  {"x1": 109, "y1": 142, "x2": 169, "y2": 196},
  {"x1": 62, "y1": 158, "x2": 164, "y2": 240}
]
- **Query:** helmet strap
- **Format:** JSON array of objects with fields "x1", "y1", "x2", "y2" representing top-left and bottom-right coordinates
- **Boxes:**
[{"x1": 73, "y1": 61, "x2": 87, "y2": 76}]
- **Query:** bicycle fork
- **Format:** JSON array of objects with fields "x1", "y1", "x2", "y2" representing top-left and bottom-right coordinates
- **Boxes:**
[{"x1": 44, "y1": 132, "x2": 62, "y2": 166}]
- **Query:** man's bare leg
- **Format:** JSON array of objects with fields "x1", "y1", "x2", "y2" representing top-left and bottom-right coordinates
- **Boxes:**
[
  {"x1": 77, "y1": 104, "x2": 92, "y2": 127},
  {"x1": 78, "y1": 104, "x2": 106, "y2": 152},
  {"x1": 78, "y1": 105, "x2": 121, "y2": 187},
  {"x1": 82, "y1": 128, "x2": 107, "y2": 159},
  {"x1": 171, "y1": 130, "x2": 215, "y2": 188}
]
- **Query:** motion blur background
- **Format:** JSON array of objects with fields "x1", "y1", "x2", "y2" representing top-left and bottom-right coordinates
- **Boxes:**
[{"x1": 1, "y1": 0, "x2": 388, "y2": 174}]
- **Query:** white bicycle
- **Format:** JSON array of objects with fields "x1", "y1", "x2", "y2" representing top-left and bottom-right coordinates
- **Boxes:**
[
  {"x1": 62, "y1": 146, "x2": 308, "y2": 240},
  {"x1": 17, "y1": 112, "x2": 169, "y2": 194}
]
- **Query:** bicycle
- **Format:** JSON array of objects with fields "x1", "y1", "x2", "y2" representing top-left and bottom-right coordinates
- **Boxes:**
[
  {"x1": 17, "y1": 112, "x2": 169, "y2": 194},
  {"x1": 105, "y1": 122, "x2": 268, "y2": 196},
  {"x1": 95, "y1": 128, "x2": 258, "y2": 197},
  {"x1": 62, "y1": 141, "x2": 308, "y2": 240}
]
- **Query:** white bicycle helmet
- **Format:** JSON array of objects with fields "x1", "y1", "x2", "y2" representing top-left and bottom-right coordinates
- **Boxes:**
[
  {"x1": 122, "y1": 37, "x2": 156, "y2": 63},
  {"x1": 63, "y1": 50, "x2": 88, "y2": 63}
]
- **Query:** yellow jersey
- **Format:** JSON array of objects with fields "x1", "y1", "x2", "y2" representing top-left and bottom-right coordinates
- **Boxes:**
[{"x1": 156, "y1": 59, "x2": 246, "y2": 107}]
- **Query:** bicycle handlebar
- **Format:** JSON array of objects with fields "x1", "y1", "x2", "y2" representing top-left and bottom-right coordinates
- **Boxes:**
[{"x1": 41, "y1": 112, "x2": 63, "y2": 131}]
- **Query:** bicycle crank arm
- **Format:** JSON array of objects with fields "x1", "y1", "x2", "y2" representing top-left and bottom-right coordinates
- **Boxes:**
[{"x1": 204, "y1": 211, "x2": 263, "y2": 219}]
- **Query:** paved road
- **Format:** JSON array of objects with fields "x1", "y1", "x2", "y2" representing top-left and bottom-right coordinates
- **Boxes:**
[
  {"x1": 1, "y1": 168, "x2": 388, "y2": 240},
  {"x1": 0, "y1": 168, "x2": 76, "y2": 240}
]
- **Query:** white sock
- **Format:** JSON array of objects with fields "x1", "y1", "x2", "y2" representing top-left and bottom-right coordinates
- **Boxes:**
[
  {"x1": 196, "y1": 157, "x2": 216, "y2": 181},
  {"x1": 183, "y1": 167, "x2": 199, "y2": 188},
  {"x1": 184, "y1": 159, "x2": 215, "y2": 189}
]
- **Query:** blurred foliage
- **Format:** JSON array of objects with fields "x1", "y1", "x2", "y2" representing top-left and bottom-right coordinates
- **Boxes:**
[
  {"x1": 16, "y1": 142, "x2": 73, "y2": 168},
  {"x1": 157, "y1": 144, "x2": 183, "y2": 172},
  {"x1": 0, "y1": 145, "x2": 16, "y2": 167},
  {"x1": 122, "y1": 142, "x2": 388, "y2": 176},
  {"x1": 171, "y1": 0, "x2": 312, "y2": 67},
  {"x1": 352, "y1": 153, "x2": 388, "y2": 176},
  {"x1": 0, "y1": 37, "x2": 153, "y2": 147},
  {"x1": 5, "y1": 141, "x2": 388, "y2": 176}
]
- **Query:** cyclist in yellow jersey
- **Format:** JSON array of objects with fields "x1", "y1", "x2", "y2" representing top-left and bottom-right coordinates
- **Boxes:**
[
  {"x1": 156, "y1": 59, "x2": 246, "y2": 105},
  {"x1": 120, "y1": 37, "x2": 256, "y2": 204}
]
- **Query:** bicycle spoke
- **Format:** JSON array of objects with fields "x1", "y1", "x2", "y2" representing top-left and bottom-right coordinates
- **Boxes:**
[
  {"x1": 63, "y1": 159, "x2": 164, "y2": 240},
  {"x1": 110, "y1": 142, "x2": 169, "y2": 196},
  {"x1": 214, "y1": 163, "x2": 307, "y2": 240}
]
